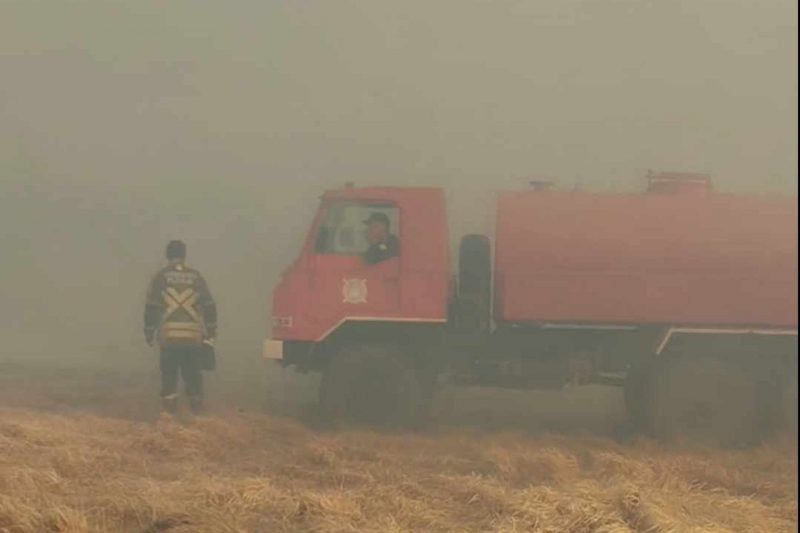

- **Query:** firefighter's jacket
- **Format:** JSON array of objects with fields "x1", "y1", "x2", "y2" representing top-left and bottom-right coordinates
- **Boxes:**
[{"x1": 144, "y1": 261, "x2": 217, "y2": 347}]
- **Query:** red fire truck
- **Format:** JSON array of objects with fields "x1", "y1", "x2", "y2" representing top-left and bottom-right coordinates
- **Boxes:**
[{"x1": 264, "y1": 172, "x2": 797, "y2": 446}]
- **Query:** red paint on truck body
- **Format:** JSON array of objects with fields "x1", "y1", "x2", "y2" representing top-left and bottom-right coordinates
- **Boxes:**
[
  {"x1": 271, "y1": 187, "x2": 450, "y2": 342},
  {"x1": 495, "y1": 190, "x2": 797, "y2": 328}
]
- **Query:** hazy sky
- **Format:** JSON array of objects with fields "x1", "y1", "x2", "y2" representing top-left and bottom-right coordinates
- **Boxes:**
[{"x1": 0, "y1": 1, "x2": 796, "y2": 357}]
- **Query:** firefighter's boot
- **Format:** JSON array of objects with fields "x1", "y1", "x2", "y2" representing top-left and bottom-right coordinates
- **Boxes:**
[
  {"x1": 189, "y1": 395, "x2": 205, "y2": 415},
  {"x1": 161, "y1": 394, "x2": 179, "y2": 415}
]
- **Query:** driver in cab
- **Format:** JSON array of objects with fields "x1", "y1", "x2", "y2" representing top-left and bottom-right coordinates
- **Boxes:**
[{"x1": 363, "y1": 212, "x2": 399, "y2": 265}]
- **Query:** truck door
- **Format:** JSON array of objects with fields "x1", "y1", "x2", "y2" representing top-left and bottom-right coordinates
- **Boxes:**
[{"x1": 309, "y1": 200, "x2": 402, "y2": 328}]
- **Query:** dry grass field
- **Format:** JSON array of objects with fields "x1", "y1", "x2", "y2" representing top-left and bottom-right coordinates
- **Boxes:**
[{"x1": 0, "y1": 350, "x2": 796, "y2": 533}]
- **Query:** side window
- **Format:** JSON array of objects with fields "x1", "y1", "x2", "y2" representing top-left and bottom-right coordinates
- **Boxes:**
[{"x1": 315, "y1": 202, "x2": 400, "y2": 255}]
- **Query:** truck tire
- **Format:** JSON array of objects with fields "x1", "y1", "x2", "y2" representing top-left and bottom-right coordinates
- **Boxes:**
[
  {"x1": 752, "y1": 359, "x2": 790, "y2": 439},
  {"x1": 623, "y1": 358, "x2": 657, "y2": 432},
  {"x1": 783, "y1": 371, "x2": 798, "y2": 439},
  {"x1": 318, "y1": 343, "x2": 419, "y2": 429},
  {"x1": 651, "y1": 355, "x2": 759, "y2": 448},
  {"x1": 416, "y1": 371, "x2": 456, "y2": 428},
  {"x1": 770, "y1": 356, "x2": 798, "y2": 440},
  {"x1": 456, "y1": 234, "x2": 491, "y2": 334}
]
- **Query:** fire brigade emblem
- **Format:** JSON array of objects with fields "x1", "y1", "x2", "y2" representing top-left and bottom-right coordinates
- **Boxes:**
[{"x1": 342, "y1": 278, "x2": 368, "y2": 304}]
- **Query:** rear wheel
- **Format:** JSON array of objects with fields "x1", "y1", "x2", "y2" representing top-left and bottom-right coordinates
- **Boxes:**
[
  {"x1": 764, "y1": 357, "x2": 798, "y2": 442},
  {"x1": 318, "y1": 343, "x2": 419, "y2": 429},
  {"x1": 623, "y1": 358, "x2": 657, "y2": 432},
  {"x1": 651, "y1": 355, "x2": 759, "y2": 448},
  {"x1": 783, "y1": 373, "x2": 798, "y2": 440},
  {"x1": 752, "y1": 358, "x2": 791, "y2": 439}
]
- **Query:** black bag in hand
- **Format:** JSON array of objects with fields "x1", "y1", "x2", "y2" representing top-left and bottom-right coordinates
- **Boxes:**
[{"x1": 200, "y1": 340, "x2": 216, "y2": 371}]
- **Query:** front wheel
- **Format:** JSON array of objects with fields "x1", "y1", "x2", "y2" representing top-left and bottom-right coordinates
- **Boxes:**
[
  {"x1": 318, "y1": 343, "x2": 420, "y2": 429},
  {"x1": 650, "y1": 355, "x2": 759, "y2": 448},
  {"x1": 416, "y1": 371, "x2": 456, "y2": 429}
]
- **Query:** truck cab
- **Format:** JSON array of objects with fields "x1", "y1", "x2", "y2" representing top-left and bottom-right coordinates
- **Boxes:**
[{"x1": 265, "y1": 186, "x2": 451, "y2": 366}]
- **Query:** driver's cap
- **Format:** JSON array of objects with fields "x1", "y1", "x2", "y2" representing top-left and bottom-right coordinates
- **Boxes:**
[{"x1": 363, "y1": 212, "x2": 390, "y2": 227}]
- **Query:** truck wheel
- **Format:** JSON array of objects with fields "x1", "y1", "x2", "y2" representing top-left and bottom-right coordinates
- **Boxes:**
[
  {"x1": 623, "y1": 358, "x2": 656, "y2": 432},
  {"x1": 774, "y1": 358, "x2": 798, "y2": 440},
  {"x1": 318, "y1": 343, "x2": 419, "y2": 429},
  {"x1": 753, "y1": 360, "x2": 790, "y2": 439},
  {"x1": 651, "y1": 355, "x2": 759, "y2": 448},
  {"x1": 783, "y1": 372, "x2": 798, "y2": 439},
  {"x1": 456, "y1": 234, "x2": 491, "y2": 333},
  {"x1": 416, "y1": 371, "x2": 456, "y2": 428}
]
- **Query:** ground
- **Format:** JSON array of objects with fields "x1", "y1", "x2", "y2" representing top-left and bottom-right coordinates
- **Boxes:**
[{"x1": 0, "y1": 349, "x2": 796, "y2": 533}]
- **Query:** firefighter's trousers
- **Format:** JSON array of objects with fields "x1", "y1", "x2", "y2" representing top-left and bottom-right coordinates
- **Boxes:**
[{"x1": 160, "y1": 345, "x2": 204, "y2": 400}]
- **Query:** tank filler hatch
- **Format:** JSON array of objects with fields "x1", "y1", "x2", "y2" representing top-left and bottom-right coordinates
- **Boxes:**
[
  {"x1": 529, "y1": 180, "x2": 555, "y2": 191},
  {"x1": 646, "y1": 170, "x2": 712, "y2": 196}
]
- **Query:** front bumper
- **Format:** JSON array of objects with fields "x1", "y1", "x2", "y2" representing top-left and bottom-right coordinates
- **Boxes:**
[{"x1": 262, "y1": 339, "x2": 284, "y2": 361}]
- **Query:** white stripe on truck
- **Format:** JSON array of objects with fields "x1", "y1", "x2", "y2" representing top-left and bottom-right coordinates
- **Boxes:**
[
  {"x1": 316, "y1": 316, "x2": 447, "y2": 341},
  {"x1": 540, "y1": 323, "x2": 638, "y2": 331},
  {"x1": 655, "y1": 327, "x2": 798, "y2": 355}
]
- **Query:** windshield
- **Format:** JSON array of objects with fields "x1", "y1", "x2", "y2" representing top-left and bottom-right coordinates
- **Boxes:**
[{"x1": 314, "y1": 201, "x2": 399, "y2": 255}]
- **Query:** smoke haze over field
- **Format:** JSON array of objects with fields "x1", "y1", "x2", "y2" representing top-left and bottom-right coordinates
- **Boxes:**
[{"x1": 0, "y1": 0, "x2": 796, "y2": 362}]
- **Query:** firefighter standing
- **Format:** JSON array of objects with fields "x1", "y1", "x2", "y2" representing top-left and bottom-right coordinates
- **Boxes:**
[{"x1": 144, "y1": 240, "x2": 217, "y2": 414}]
